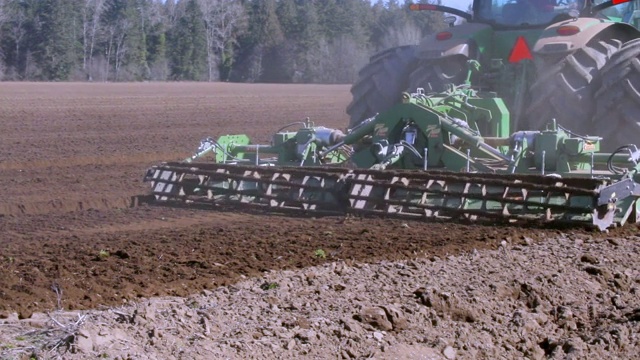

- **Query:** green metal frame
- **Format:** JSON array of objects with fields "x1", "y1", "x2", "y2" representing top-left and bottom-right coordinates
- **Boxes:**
[{"x1": 144, "y1": 86, "x2": 640, "y2": 230}]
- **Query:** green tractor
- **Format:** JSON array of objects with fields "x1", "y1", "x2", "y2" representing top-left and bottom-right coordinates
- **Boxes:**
[
  {"x1": 142, "y1": 0, "x2": 640, "y2": 231},
  {"x1": 347, "y1": 0, "x2": 640, "y2": 151}
]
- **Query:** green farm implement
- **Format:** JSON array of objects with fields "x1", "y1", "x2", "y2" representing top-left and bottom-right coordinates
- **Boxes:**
[{"x1": 144, "y1": 86, "x2": 640, "y2": 231}]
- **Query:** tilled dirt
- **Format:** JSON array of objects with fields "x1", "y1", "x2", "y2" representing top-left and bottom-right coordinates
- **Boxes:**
[
  {"x1": 0, "y1": 82, "x2": 347, "y2": 217},
  {"x1": 1, "y1": 232, "x2": 638, "y2": 359},
  {"x1": 0, "y1": 82, "x2": 639, "y2": 359},
  {"x1": 1, "y1": 206, "x2": 542, "y2": 318}
]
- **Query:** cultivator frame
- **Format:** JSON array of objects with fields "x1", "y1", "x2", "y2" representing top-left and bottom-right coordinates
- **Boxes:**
[
  {"x1": 144, "y1": 86, "x2": 640, "y2": 231},
  {"x1": 145, "y1": 163, "x2": 640, "y2": 231}
]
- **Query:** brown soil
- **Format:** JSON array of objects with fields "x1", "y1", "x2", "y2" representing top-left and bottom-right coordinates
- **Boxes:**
[
  {"x1": 0, "y1": 82, "x2": 561, "y2": 317},
  {"x1": 0, "y1": 82, "x2": 346, "y2": 315}
]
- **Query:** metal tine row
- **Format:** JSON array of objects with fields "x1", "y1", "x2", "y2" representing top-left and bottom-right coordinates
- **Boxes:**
[{"x1": 145, "y1": 163, "x2": 606, "y2": 227}]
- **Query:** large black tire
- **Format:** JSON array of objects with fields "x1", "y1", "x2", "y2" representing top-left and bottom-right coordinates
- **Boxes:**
[
  {"x1": 523, "y1": 38, "x2": 622, "y2": 132},
  {"x1": 407, "y1": 55, "x2": 469, "y2": 94},
  {"x1": 592, "y1": 39, "x2": 640, "y2": 151},
  {"x1": 347, "y1": 46, "x2": 418, "y2": 128}
]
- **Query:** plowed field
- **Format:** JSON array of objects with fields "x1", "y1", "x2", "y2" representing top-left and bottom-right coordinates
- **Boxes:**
[{"x1": 0, "y1": 82, "x2": 628, "y2": 320}]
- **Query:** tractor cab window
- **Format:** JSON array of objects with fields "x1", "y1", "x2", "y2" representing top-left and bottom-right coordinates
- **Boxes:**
[
  {"x1": 476, "y1": 0, "x2": 583, "y2": 26},
  {"x1": 593, "y1": 0, "x2": 637, "y2": 23}
]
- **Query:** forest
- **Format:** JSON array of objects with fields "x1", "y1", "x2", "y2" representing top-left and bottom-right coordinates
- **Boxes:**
[{"x1": 0, "y1": 0, "x2": 448, "y2": 83}]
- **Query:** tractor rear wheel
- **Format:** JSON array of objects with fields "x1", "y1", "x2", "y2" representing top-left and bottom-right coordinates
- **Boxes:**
[
  {"x1": 524, "y1": 38, "x2": 621, "y2": 133},
  {"x1": 347, "y1": 46, "x2": 417, "y2": 128},
  {"x1": 592, "y1": 39, "x2": 640, "y2": 151}
]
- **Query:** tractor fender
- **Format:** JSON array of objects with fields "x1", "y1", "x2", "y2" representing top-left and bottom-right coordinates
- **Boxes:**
[
  {"x1": 533, "y1": 18, "x2": 640, "y2": 55},
  {"x1": 416, "y1": 22, "x2": 491, "y2": 60}
]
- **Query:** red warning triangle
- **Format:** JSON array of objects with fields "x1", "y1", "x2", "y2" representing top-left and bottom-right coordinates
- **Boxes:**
[{"x1": 508, "y1": 36, "x2": 533, "y2": 63}]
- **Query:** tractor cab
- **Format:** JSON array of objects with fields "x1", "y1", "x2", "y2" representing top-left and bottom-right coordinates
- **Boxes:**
[
  {"x1": 415, "y1": 0, "x2": 639, "y2": 28},
  {"x1": 474, "y1": 0, "x2": 583, "y2": 27}
]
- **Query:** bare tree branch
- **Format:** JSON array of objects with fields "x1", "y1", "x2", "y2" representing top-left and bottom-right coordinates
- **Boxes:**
[
  {"x1": 82, "y1": 0, "x2": 106, "y2": 80},
  {"x1": 198, "y1": 0, "x2": 246, "y2": 81}
]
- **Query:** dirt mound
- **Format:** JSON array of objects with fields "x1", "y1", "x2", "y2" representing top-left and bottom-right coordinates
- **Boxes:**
[
  {"x1": 1, "y1": 233, "x2": 638, "y2": 359},
  {"x1": 1, "y1": 204, "x2": 550, "y2": 317}
]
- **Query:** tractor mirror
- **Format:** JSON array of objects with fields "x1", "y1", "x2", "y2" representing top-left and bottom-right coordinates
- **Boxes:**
[{"x1": 443, "y1": 15, "x2": 457, "y2": 27}]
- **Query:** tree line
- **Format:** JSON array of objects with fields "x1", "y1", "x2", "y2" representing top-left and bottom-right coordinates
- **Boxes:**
[{"x1": 0, "y1": 0, "x2": 446, "y2": 83}]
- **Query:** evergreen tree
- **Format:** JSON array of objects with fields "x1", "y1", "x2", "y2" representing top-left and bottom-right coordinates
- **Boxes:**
[
  {"x1": 145, "y1": 0, "x2": 170, "y2": 80},
  {"x1": 101, "y1": 0, "x2": 126, "y2": 80},
  {"x1": 234, "y1": 0, "x2": 283, "y2": 82},
  {"x1": 146, "y1": 20, "x2": 167, "y2": 79},
  {"x1": 271, "y1": 0, "x2": 298, "y2": 82},
  {"x1": 0, "y1": 0, "x2": 447, "y2": 83},
  {"x1": 123, "y1": 0, "x2": 150, "y2": 80},
  {"x1": 169, "y1": 0, "x2": 206, "y2": 80},
  {"x1": 296, "y1": 0, "x2": 321, "y2": 82},
  {"x1": 276, "y1": 0, "x2": 297, "y2": 37},
  {"x1": 36, "y1": 0, "x2": 82, "y2": 80}
]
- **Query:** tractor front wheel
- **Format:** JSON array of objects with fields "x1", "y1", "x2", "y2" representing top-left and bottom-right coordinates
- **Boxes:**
[
  {"x1": 347, "y1": 46, "x2": 418, "y2": 128},
  {"x1": 592, "y1": 39, "x2": 640, "y2": 151}
]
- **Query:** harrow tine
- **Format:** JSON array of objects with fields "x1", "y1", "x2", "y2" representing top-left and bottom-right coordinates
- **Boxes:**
[{"x1": 143, "y1": 163, "x2": 632, "y2": 230}]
